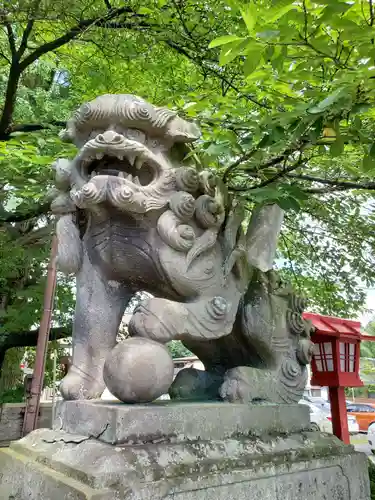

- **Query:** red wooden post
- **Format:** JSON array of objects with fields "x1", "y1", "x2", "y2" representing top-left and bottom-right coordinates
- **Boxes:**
[
  {"x1": 328, "y1": 387, "x2": 350, "y2": 444},
  {"x1": 22, "y1": 236, "x2": 58, "y2": 436}
]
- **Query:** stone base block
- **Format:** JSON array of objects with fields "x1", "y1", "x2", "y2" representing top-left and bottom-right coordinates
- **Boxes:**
[
  {"x1": 0, "y1": 402, "x2": 370, "y2": 499},
  {"x1": 54, "y1": 400, "x2": 311, "y2": 444}
]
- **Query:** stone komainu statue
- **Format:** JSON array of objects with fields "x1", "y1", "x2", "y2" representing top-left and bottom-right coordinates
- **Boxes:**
[{"x1": 51, "y1": 94, "x2": 314, "y2": 403}]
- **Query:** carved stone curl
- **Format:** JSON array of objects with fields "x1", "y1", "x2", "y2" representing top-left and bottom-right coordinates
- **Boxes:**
[
  {"x1": 199, "y1": 170, "x2": 217, "y2": 197},
  {"x1": 169, "y1": 192, "x2": 195, "y2": 221},
  {"x1": 157, "y1": 211, "x2": 195, "y2": 252},
  {"x1": 176, "y1": 167, "x2": 199, "y2": 193},
  {"x1": 195, "y1": 195, "x2": 222, "y2": 229}
]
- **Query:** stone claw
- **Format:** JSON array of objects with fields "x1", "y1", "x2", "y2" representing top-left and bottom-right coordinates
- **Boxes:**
[{"x1": 59, "y1": 367, "x2": 105, "y2": 401}]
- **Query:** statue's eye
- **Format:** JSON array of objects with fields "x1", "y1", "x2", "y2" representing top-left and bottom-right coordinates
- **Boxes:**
[
  {"x1": 126, "y1": 129, "x2": 145, "y2": 143},
  {"x1": 89, "y1": 129, "x2": 103, "y2": 140},
  {"x1": 148, "y1": 138, "x2": 161, "y2": 149}
]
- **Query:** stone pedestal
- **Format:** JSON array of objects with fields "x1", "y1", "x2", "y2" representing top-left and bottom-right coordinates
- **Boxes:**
[{"x1": 0, "y1": 401, "x2": 370, "y2": 499}]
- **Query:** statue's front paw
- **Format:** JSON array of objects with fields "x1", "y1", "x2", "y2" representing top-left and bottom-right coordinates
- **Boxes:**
[
  {"x1": 59, "y1": 369, "x2": 105, "y2": 400},
  {"x1": 129, "y1": 298, "x2": 181, "y2": 343},
  {"x1": 219, "y1": 367, "x2": 253, "y2": 403}
]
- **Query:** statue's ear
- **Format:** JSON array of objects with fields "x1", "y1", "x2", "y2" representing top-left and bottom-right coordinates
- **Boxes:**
[{"x1": 164, "y1": 114, "x2": 201, "y2": 142}]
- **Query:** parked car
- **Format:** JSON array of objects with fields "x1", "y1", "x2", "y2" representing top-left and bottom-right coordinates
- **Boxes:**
[
  {"x1": 325, "y1": 413, "x2": 359, "y2": 434},
  {"x1": 302, "y1": 395, "x2": 329, "y2": 409},
  {"x1": 299, "y1": 400, "x2": 332, "y2": 433},
  {"x1": 346, "y1": 403, "x2": 375, "y2": 432},
  {"x1": 367, "y1": 423, "x2": 375, "y2": 453},
  {"x1": 299, "y1": 400, "x2": 359, "y2": 434}
]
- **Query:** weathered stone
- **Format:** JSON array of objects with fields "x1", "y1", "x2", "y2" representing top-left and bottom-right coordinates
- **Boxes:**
[
  {"x1": 0, "y1": 424, "x2": 370, "y2": 499},
  {"x1": 54, "y1": 401, "x2": 310, "y2": 445},
  {"x1": 103, "y1": 338, "x2": 174, "y2": 403},
  {"x1": 0, "y1": 402, "x2": 52, "y2": 447},
  {"x1": 51, "y1": 94, "x2": 315, "y2": 404},
  {"x1": 0, "y1": 445, "x2": 116, "y2": 499}
]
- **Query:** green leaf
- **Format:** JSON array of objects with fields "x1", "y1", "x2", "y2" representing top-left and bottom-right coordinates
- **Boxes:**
[
  {"x1": 280, "y1": 183, "x2": 309, "y2": 201},
  {"x1": 308, "y1": 89, "x2": 344, "y2": 114},
  {"x1": 352, "y1": 103, "x2": 372, "y2": 114},
  {"x1": 369, "y1": 143, "x2": 375, "y2": 158},
  {"x1": 208, "y1": 35, "x2": 244, "y2": 49},
  {"x1": 249, "y1": 187, "x2": 281, "y2": 202},
  {"x1": 264, "y1": 45, "x2": 274, "y2": 62},
  {"x1": 204, "y1": 143, "x2": 229, "y2": 157},
  {"x1": 330, "y1": 138, "x2": 344, "y2": 157},
  {"x1": 241, "y1": 4, "x2": 257, "y2": 33},
  {"x1": 277, "y1": 196, "x2": 301, "y2": 212},
  {"x1": 182, "y1": 101, "x2": 197, "y2": 110},
  {"x1": 271, "y1": 0, "x2": 295, "y2": 6},
  {"x1": 268, "y1": 2, "x2": 296, "y2": 22},
  {"x1": 219, "y1": 38, "x2": 249, "y2": 65},
  {"x1": 257, "y1": 133, "x2": 273, "y2": 148},
  {"x1": 244, "y1": 49, "x2": 262, "y2": 76},
  {"x1": 219, "y1": 46, "x2": 238, "y2": 65},
  {"x1": 138, "y1": 7, "x2": 153, "y2": 14},
  {"x1": 362, "y1": 154, "x2": 375, "y2": 172}
]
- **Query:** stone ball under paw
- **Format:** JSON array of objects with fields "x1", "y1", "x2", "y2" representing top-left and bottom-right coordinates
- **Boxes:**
[{"x1": 103, "y1": 337, "x2": 174, "y2": 403}]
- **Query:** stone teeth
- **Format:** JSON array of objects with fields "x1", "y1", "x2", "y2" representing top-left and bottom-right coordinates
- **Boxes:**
[
  {"x1": 128, "y1": 155, "x2": 136, "y2": 166},
  {"x1": 133, "y1": 176, "x2": 141, "y2": 186},
  {"x1": 96, "y1": 153, "x2": 104, "y2": 160},
  {"x1": 135, "y1": 157, "x2": 143, "y2": 170},
  {"x1": 126, "y1": 173, "x2": 133, "y2": 182},
  {"x1": 118, "y1": 172, "x2": 125, "y2": 178},
  {"x1": 90, "y1": 170, "x2": 97, "y2": 178}
]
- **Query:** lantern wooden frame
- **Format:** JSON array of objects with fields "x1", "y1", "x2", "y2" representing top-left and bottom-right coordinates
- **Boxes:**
[
  {"x1": 302, "y1": 313, "x2": 363, "y2": 444},
  {"x1": 303, "y1": 313, "x2": 362, "y2": 388}
]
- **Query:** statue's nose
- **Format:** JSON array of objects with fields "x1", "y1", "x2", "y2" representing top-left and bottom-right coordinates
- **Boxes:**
[{"x1": 97, "y1": 130, "x2": 123, "y2": 144}]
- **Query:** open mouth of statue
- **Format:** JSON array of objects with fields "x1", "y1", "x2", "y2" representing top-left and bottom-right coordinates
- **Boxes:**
[
  {"x1": 77, "y1": 131, "x2": 162, "y2": 189},
  {"x1": 71, "y1": 134, "x2": 176, "y2": 212},
  {"x1": 83, "y1": 154, "x2": 156, "y2": 187}
]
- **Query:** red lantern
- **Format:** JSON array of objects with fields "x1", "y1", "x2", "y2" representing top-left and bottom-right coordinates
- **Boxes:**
[{"x1": 303, "y1": 313, "x2": 363, "y2": 444}]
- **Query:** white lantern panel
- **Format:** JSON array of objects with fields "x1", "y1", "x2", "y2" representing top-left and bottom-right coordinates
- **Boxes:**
[
  {"x1": 339, "y1": 341, "x2": 356, "y2": 372},
  {"x1": 313, "y1": 341, "x2": 334, "y2": 372}
]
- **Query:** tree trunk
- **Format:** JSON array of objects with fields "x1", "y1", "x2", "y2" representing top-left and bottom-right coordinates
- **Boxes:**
[
  {"x1": 0, "y1": 349, "x2": 6, "y2": 379},
  {"x1": 0, "y1": 348, "x2": 23, "y2": 393},
  {"x1": 0, "y1": 64, "x2": 21, "y2": 139}
]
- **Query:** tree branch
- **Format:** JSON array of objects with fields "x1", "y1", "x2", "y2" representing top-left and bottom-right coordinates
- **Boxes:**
[
  {"x1": 4, "y1": 121, "x2": 66, "y2": 138},
  {"x1": 0, "y1": 51, "x2": 11, "y2": 64},
  {"x1": 4, "y1": 21, "x2": 17, "y2": 58},
  {"x1": 1, "y1": 325, "x2": 72, "y2": 349},
  {"x1": 222, "y1": 142, "x2": 264, "y2": 183},
  {"x1": 17, "y1": 20, "x2": 35, "y2": 58},
  {"x1": 0, "y1": 200, "x2": 50, "y2": 224},
  {"x1": 19, "y1": 7, "x2": 138, "y2": 70},
  {"x1": 165, "y1": 40, "x2": 270, "y2": 109},
  {"x1": 17, "y1": 0, "x2": 43, "y2": 58},
  {"x1": 0, "y1": 65, "x2": 22, "y2": 137},
  {"x1": 224, "y1": 145, "x2": 302, "y2": 184},
  {"x1": 248, "y1": 155, "x2": 306, "y2": 190},
  {"x1": 15, "y1": 222, "x2": 54, "y2": 246},
  {"x1": 286, "y1": 173, "x2": 375, "y2": 190}
]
